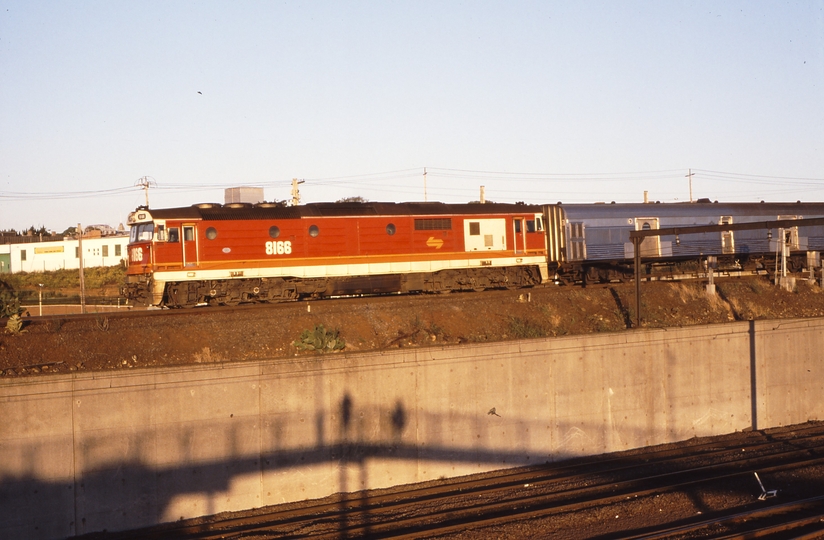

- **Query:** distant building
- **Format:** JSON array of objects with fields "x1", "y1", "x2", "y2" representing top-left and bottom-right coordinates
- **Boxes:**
[
  {"x1": 225, "y1": 186, "x2": 264, "y2": 204},
  {"x1": 0, "y1": 234, "x2": 129, "y2": 274},
  {"x1": 84, "y1": 224, "x2": 119, "y2": 237}
]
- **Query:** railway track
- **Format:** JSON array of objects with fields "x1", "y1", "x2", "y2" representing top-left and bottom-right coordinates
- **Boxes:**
[
  {"x1": 629, "y1": 496, "x2": 824, "y2": 538},
  {"x1": 13, "y1": 267, "x2": 786, "y2": 327},
  {"x1": 84, "y1": 422, "x2": 824, "y2": 540}
]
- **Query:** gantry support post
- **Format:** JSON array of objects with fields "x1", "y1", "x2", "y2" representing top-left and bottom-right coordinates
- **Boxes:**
[{"x1": 633, "y1": 236, "x2": 641, "y2": 328}]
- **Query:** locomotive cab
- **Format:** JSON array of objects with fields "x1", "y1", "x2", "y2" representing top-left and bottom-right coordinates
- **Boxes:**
[
  {"x1": 126, "y1": 209, "x2": 155, "y2": 271},
  {"x1": 123, "y1": 209, "x2": 160, "y2": 305}
]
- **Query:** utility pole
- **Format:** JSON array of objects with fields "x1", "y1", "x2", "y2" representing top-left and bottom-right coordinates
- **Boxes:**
[
  {"x1": 686, "y1": 169, "x2": 694, "y2": 203},
  {"x1": 423, "y1": 167, "x2": 428, "y2": 202},
  {"x1": 77, "y1": 223, "x2": 86, "y2": 314},
  {"x1": 135, "y1": 176, "x2": 156, "y2": 207},
  {"x1": 291, "y1": 178, "x2": 305, "y2": 206}
]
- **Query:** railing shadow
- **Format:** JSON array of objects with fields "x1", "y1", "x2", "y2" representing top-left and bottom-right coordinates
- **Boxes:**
[{"x1": 0, "y1": 389, "x2": 662, "y2": 540}]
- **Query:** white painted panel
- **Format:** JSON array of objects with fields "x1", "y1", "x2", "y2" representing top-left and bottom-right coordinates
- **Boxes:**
[
  {"x1": 410, "y1": 261, "x2": 433, "y2": 272},
  {"x1": 389, "y1": 262, "x2": 412, "y2": 273},
  {"x1": 464, "y1": 219, "x2": 507, "y2": 252},
  {"x1": 369, "y1": 263, "x2": 392, "y2": 274},
  {"x1": 157, "y1": 256, "x2": 549, "y2": 282},
  {"x1": 346, "y1": 264, "x2": 371, "y2": 276}
]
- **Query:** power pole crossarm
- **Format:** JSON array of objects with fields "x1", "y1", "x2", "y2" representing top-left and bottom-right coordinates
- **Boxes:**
[
  {"x1": 135, "y1": 176, "x2": 156, "y2": 207},
  {"x1": 291, "y1": 178, "x2": 305, "y2": 206}
]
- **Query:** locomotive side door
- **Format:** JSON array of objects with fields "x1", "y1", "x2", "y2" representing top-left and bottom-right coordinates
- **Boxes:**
[
  {"x1": 513, "y1": 218, "x2": 526, "y2": 254},
  {"x1": 182, "y1": 224, "x2": 198, "y2": 267}
]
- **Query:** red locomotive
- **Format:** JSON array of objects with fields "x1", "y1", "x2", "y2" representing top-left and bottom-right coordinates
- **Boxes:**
[{"x1": 123, "y1": 201, "x2": 550, "y2": 307}]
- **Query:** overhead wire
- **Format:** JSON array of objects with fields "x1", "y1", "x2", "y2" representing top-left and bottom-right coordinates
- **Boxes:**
[
  {"x1": 0, "y1": 185, "x2": 138, "y2": 201},
  {"x1": 3, "y1": 168, "x2": 824, "y2": 204}
]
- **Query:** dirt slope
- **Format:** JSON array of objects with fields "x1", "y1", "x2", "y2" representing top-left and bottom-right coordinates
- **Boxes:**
[{"x1": 2, "y1": 277, "x2": 824, "y2": 377}]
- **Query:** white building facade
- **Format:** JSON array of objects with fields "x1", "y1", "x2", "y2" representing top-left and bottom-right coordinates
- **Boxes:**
[{"x1": 0, "y1": 236, "x2": 129, "y2": 274}]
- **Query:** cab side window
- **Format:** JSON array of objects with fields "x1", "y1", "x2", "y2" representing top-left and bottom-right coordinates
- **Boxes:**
[
  {"x1": 137, "y1": 223, "x2": 154, "y2": 241},
  {"x1": 168, "y1": 228, "x2": 180, "y2": 243}
]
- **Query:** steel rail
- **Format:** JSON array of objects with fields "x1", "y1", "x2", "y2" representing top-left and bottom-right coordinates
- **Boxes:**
[
  {"x1": 627, "y1": 495, "x2": 824, "y2": 539},
  {"x1": 116, "y1": 426, "x2": 824, "y2": 539},
  {"x1": 308, "y1": 458, "x2": 824, "y2": 540}
]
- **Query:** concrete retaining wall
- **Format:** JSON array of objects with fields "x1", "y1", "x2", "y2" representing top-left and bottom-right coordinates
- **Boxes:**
[{"x1": 2, "y1": 318, "x2": 823, "y2": 539}]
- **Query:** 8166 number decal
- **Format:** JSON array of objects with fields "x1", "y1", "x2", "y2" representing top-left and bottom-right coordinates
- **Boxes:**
[{"x1": 265, "y1": 240, "x2": 292, "y2": 255}]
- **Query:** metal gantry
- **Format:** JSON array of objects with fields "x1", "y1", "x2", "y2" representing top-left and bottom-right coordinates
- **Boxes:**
[{"x1": 628, "y1": 216, "x2": 824, "y2": 329}]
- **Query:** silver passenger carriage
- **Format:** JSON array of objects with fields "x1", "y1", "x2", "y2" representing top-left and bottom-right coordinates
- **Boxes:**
[{"x1": 545, "y1": 201, "x2": 824, "y2": 282}]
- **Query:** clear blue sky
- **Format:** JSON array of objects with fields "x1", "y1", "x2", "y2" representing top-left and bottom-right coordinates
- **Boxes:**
[{"x1": 1, "y1": 1, "x2": 822, "y2": 232}]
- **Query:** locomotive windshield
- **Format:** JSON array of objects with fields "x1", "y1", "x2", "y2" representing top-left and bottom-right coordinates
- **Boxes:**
[{"x1": 130, "y1": 223, "x2": 154, "y2": 243}]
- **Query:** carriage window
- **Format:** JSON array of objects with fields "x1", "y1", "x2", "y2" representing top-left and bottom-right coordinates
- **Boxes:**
[
  {"x1": 386, "y1": 223, "x2": 396, "y2": 235},
  {"x1": 205, "y1": 227, "x2": 217, "y2": 240},
  {"x1": 309, "y1": 225, "x2": 319, "y2": 237},
  {"x1": 269, "y1": 225, "x2": 280, "y2": 238},
  {"x1": 469, "y1": 222, "x2": 480, "y2": 236},
  {"x1": 569, "y1": 222, "x2": 584, "y2": 238},
  {"x1": 168, "y1": 228, "x2": 180, "y2": 243}
]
